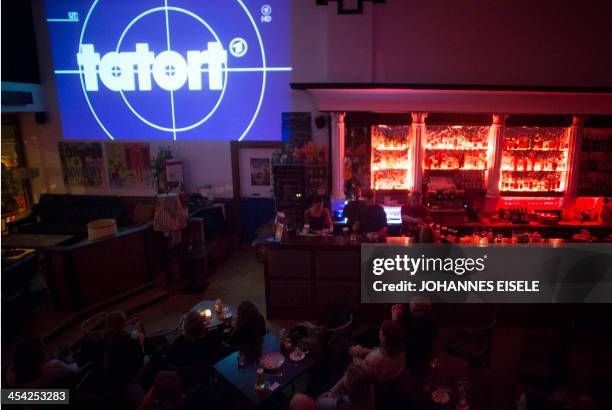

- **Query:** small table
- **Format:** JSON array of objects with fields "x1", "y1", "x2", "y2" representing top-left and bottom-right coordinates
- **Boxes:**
[
  {"x1": 2, "y1": 249, "x2": 39, "y2": 296},
  {"x1": 2, "y1": 233, "x2": 76, "y2": 249},
  {"x1": 213, "y1": 334, "x2": 315, "y2": 407},
  {"x1": 180, "y1": 300, "x2": 237, "y2": 331}
]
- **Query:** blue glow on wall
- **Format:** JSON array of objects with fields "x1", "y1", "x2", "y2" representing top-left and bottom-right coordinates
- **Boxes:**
[{"x1": 45, "y1": 1, "x2": 292, "y2": 141}]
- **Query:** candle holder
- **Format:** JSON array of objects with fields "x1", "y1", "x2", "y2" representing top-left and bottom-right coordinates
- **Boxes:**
[{"x1": 200, "y1": 309, "x2": 212, "y2": 321}]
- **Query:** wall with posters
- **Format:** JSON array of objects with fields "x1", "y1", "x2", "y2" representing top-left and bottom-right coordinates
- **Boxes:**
[
  {"x1": 21, "y1": 0, "x2": 328, "y2": 199},
  {"x1": 19, "y1": 0, "x2": 612, "y2": 200}
]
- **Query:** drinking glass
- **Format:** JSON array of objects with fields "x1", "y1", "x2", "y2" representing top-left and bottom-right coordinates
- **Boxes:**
[{"x1": 275, "y1": 367, "x2": 284, "y2": 381}]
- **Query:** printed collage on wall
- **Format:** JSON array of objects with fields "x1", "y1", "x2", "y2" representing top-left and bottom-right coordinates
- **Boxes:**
[
  {"x1": 58, "y1": 142, "x2": 105, "y2": 187},
  {"x1": 58, "y1": 142, "x2": 151, "y2": 188},
  {"x1": 106, "y1": 142, "x2": 151, "y2": 188}
]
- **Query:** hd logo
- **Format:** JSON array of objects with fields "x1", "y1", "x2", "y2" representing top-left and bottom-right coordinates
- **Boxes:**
[{"x1": 49, "y1": 0, "x2": 291, "y2": 141}]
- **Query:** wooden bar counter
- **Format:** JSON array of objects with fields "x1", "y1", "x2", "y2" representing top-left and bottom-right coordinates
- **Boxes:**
[
  {"x1": 254, "y1": 231, "x2": 362, "y2": 320},
  {"x1": 254, "y1": 223, "x2": 611, "y2": 320}
]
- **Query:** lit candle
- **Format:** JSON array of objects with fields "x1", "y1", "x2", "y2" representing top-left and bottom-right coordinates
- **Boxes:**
[{"x1": 203, "y1": 309, "x2": 212, "y2": 320}]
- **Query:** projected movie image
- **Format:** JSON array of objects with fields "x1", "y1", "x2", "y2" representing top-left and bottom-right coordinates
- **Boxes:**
[{"x1": 45, "y1": 0, "x2": 291, "y2": 141}]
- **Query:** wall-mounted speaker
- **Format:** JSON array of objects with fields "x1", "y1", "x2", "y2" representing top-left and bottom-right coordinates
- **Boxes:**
[
  {"x1": 34, "y1": 112, "x2": 47, "y2": 124},
  {"x1": 315, "y1": 115, "x2": 328, "y2": 129}
]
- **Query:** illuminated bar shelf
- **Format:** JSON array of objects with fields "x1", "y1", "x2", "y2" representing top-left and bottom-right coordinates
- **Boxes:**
[
  {"x1": 423, "y1": 125, "x2": 490, "y2": 191},
  {"x1": 425, "y1": 147, "x2": 487, "y2": 151},
  {"x1": 504, "y1": 148, "x2": 565, "y2": 152},
  {"x1": 371, "y1": 166, "x2": 410, "y2": 171},
  {"x1": 500, "y1": 127, "x2": 569, "y2": 195},
  {"x1": 374, "y1": 145, "x2": 409, "y2": 151},
  {"x1": 371, "y1": 125, "x2": 411, "y2": 190},
  {"x1": 426, "y1": 166, "x2": 487, "y2": 171},
  {"x1": 501, "y1": 169, "x2": 567, "y2": 172}
]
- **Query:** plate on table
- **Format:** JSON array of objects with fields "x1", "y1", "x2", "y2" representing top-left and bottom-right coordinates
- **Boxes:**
[
  {"x1": 260, "y1": 352, "x2": 285, "y2": 370},
  {"x1": 219, "y1": 312, "x2": 233, "y2": 321},
  {"x1": 431, "y1": 387, "x2": 450, "y2": 404},
  {"x1": 289, "y1": 350, "x2": 306, "y2": 362}
]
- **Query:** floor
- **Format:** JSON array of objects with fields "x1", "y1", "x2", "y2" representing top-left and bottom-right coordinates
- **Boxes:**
[
  {"x1": 131, "y1": 250, "x2": 292, "y2": 337},
  {"x1": 2, "y1": 250, "x2": 290, "y2": 362},
  {"x1": 3, "y1": 249, "x2": 530, "y2": 409}
]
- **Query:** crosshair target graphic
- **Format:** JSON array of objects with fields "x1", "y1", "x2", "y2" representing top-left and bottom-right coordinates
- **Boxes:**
[
  {"x1": 114, "y1": 6, "x2": 229, "y2": 134},
  {"x1": 53, "y1": 0, "x2": 291, "y2": 141}
]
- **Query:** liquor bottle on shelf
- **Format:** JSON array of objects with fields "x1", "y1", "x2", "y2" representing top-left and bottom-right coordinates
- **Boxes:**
[
  {"x1": 425, "y1": 125, "x2": 488, "y2": 150},
  {"x1": 501, "y1": 127, "x2": 569, "y2": 192},
  {"x1": 371, "y1": 125, "x2": 410, "y2": 149},
  {"x1": 371, "y1": 125, "x2": 410, "y2": 190}
]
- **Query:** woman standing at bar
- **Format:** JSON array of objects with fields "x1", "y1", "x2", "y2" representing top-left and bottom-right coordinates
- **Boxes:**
[{"x1": 304, "y1": 196, "x2": 334, "y2": 233}]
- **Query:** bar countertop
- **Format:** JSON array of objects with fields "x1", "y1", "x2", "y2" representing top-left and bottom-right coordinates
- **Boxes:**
[
  {"x1": 253, "y1": 230, "x2": 362, "y2": 249},
  {"x1": 253, "y1": 226, "x2": 612, "y2": 249}
]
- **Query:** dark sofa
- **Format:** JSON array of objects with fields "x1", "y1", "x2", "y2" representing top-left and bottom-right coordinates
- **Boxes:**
[
  {"x1": 6, "y1": 194, "x2": 164, "y2": 309},
  {"x1": 9, "y1": 194, "x2": 129, "y2": 236}
]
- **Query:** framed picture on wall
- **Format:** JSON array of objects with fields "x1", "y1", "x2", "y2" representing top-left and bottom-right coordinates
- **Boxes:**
[
  {"x1": 234, "y1": 142, "x2": 281, "y2": 198},
  {"x1": 250, "y1": 158, "x2": 271, "y2": 186}
]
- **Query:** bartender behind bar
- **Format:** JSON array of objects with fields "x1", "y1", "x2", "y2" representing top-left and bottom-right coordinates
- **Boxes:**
[
  {"x1": 304, "y1": 196, "x2": 334, "y2": 232},
  {"x1": 401, "y1": 191, "x2": 431, "y2": 237},
  {"x1": 344, "y1": 187, "x2": 367, "y2": 230},
  {"x1": 352, "y1": 190, "x2": 388, "y2": 237}
]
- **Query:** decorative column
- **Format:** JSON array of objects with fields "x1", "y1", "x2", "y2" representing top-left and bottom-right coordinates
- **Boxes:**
[
  {"x1": 410, "y1": 112, "x2": 427, "y2": 193},
  {"x1": 563, "y1": 115, "x2": 587, "y2": 207},
  {"x1": 330, "y1": 112, "x2": 346, "y2": 211},
  {"x1": 484, "y1": 114, "x2": 507, "y2": 213}
]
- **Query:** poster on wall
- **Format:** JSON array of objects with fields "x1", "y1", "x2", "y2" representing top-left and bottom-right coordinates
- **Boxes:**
[
  {"x1": 250, "y1": 158, "x2": 271, "y2": 186},
  {"x1": 164, "y1": 160, "x2": 184, "y2": 192},
  {"x1": 45, "y1": 1, "x2": 292, "y2": 141},
  {"x1": 58, "y1": 142, "x2": 105, "y2": 187},
  {"x1": 106, "y1": 142, "x2": 151, "y2": 188}
]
